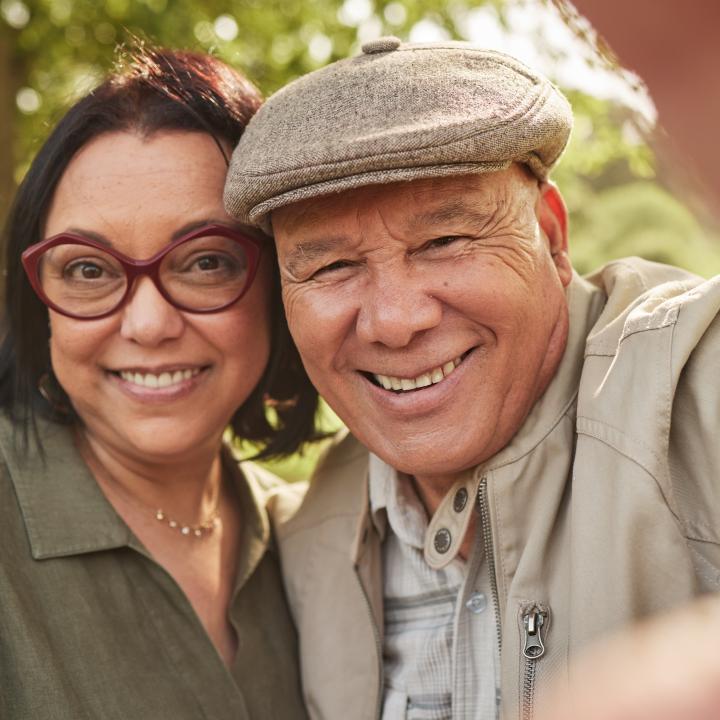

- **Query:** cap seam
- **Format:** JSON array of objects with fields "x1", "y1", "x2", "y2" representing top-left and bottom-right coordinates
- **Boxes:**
[{"x1": 352, "y1": 45, "x2": 540, "y2": 83}]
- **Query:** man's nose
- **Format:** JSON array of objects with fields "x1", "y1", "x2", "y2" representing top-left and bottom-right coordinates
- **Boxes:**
[
  {"x1": 119, "y1": 276, "x2": 184, "y2": 346},
  {"x1": 355, "y1": 266, "x2": 442, "y2": 348}
]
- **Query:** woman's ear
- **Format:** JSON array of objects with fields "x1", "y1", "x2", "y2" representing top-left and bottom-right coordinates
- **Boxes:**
[{"x1": 537, "y1": 181, "x2": 572, "y2": 288}]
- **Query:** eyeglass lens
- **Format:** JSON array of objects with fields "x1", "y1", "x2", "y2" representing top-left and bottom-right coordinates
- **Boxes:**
[{"x1": 37, "y1": 234, "x2": 251, "y2": 317}]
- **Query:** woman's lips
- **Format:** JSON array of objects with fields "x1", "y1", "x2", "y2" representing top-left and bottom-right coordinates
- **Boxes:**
[
  {"x1": 117, "y1": 367, "x2": 201, "y2": 389},
  {"x1": 107, "y1": 365, "x2": 209, "y2": 400}
]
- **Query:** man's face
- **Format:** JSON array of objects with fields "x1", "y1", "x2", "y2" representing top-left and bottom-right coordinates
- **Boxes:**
[{"x1": 273, "y1": 167, "x2": 573, "y2": 483}]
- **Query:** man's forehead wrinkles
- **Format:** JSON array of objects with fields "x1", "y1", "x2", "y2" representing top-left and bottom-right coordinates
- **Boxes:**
[
  {"x1": 274, "y1": 193, "x2": 348, "y2": 235},
  {"x1": 408, "y1": 200, "x2": 497, "y2": 230},
  {"x1": 366, "y1": 202, "x2": 401, "y2": 241}
]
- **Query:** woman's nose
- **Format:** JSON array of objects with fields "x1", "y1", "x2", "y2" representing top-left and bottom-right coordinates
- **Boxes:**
[{"x1": 119, "y1": 276, "x2": 184, "y2": 346}]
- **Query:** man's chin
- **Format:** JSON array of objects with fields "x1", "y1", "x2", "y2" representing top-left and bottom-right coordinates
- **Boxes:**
[{"x1": 358, "y1": 432, "x2": 484, "y2": 484}]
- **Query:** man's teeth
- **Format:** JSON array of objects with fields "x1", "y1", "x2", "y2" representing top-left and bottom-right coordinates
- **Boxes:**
[
  {"x1": 374, "y1": 356, "x2": 463, "y2": 392},
  {"x1": 118, "y1": 368, "x2": 200, "y2": 388}
]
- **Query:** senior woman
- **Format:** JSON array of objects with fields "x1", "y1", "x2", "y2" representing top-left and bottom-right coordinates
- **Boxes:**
[{"x1": 0, "y1": 47, "x2": 314, "y2": 719}]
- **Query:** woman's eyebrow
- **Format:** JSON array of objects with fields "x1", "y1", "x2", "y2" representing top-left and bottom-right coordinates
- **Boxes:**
[
  {"x1": 63, "y1": 218, "x2": 231, "y2": 247},
  {"x1": 64, "y1": 228, "x2": 113, "y2": 247},
  {"x1": 170, "y1": 217, "x2": 230, "y2": 241}
]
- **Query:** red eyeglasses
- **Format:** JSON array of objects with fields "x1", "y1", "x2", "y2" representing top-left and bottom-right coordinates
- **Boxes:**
[{"x1": 21, "y1": 224, "x2": 263, "y2": 320}]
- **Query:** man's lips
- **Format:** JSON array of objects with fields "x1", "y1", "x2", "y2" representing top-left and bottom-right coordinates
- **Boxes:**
[{"x1": 363, "y1": 349, "x2": 475, "y2": 392}]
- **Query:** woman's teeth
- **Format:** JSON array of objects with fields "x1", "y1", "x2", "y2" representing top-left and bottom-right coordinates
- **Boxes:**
[
  {"x1": 118, "y1": 368, "x2": 200, "y2": 388},
  {"x1": 373, "y1": 356, "x2": 463, "y2": 392}
]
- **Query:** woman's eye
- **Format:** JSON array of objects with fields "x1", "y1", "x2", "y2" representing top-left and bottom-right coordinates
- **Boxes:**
[
  {"x1": 185, "y1": 253, "x2": 240, "y2": 275},
  {"x1": 64, "y1": 261, "x2": 106, "y2": 280},
  {"x1": 194, "y1": 255, "x2": 224, "y2": 271}
]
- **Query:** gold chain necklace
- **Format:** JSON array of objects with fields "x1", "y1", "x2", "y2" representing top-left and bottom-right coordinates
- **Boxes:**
[
  {"x1": 78, "y1": 433, "x2": 222, "y2": 540},
  {"x1": 153, "y1": 506, "x2": 220, "y2": 538}
]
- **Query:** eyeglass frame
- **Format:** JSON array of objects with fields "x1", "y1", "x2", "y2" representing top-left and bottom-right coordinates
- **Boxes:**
[{"x1": 21, "y1": 223, "x2": 264, "y2": 321}]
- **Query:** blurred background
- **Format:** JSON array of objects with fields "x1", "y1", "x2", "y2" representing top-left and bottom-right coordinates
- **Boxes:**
[
  {"x1": 2, "y1": 0, "x2": 718, "y2": 476},
  {"x1": 3, "y1": 0, "x2": 720, "y2": 275}
]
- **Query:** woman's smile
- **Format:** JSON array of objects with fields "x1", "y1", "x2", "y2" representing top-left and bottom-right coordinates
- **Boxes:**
[{"x1": 107, "y1": 364, "x2": 210, "y2": 401}]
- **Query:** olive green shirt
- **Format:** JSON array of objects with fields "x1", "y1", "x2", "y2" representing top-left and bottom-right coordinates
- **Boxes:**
[{"x1": 0, "y1": 415, "x2": 308, "y2": 720}]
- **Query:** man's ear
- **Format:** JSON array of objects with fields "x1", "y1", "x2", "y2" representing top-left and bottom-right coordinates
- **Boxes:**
[{"x1": 537, "y1": 181, "x2": 572, "y2": 288}]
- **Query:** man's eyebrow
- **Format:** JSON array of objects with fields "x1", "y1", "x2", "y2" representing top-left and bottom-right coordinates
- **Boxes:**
[
  {"x1": 409, "y1": 202, "x2": 496, "y2": 231},
  {"x1": 283, "y1": 238, "x2": 341, "y2": 275}
]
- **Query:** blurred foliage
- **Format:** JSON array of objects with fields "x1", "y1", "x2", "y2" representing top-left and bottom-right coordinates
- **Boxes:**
[
  {"x1": 553, "y1": 91, "x2": 720, "y2": 276},
  {"x1": 3, "y1": 0, "x2": 720, "y2": 478},
  {"x1": 233, "y1": 400, "x2": 344, "y2": 483}
]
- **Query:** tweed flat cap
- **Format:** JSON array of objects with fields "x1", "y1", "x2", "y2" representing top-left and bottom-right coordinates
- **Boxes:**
[{"x1": 225, "y1": 37, "x2": 573, "y2": 233}]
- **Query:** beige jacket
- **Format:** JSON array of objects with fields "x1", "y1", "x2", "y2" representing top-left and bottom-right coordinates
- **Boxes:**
[{"x1": 276, "y1": 258, "x2": 720, "y2": 720}]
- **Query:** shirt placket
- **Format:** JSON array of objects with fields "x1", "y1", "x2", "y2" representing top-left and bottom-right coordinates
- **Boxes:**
[{"x1": 451, "y1": 514, "x2": 499, "y2": 720}]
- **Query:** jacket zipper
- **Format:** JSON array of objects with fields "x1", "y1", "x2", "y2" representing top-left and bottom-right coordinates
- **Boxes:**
[
  {"x1": 520, "y1": 605, "x2": 548, "y2": 720},
  {"x1": 354, "y1": 566, "x2": 384, "y2": 720},
  {"x1": 477, "y1": 476, "x2": 502, "y2": 655}
]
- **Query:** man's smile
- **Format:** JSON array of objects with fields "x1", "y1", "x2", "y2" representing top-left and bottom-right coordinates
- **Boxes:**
[{"x1": 364, "y1": 349, "x2": 475, "y2": 393}]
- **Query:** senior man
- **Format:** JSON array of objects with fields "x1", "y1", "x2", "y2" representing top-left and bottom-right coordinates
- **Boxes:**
[{"x1": 225, "y1": 39, "x2": 720, "y2": 720}]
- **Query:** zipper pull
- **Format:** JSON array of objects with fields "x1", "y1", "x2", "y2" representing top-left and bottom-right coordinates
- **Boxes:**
[{"x1": 522, "y1": 607, "x2": 547, "y2": 659}]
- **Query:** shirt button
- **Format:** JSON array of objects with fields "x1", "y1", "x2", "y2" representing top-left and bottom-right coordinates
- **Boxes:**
[{"x1": 466, "y1": 592, "x2": 487, "y2": 614}]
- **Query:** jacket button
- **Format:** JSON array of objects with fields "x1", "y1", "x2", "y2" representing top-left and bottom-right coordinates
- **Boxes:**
[
  {"x1": 453, "y1": 487, "x2": 468, "y2": 512},
  {"x1": 361, "y1": 36, "x2": 402, "y2": 54},
  {"x1": 434, "y1": 528, "x2": 452, "y2": 554}
]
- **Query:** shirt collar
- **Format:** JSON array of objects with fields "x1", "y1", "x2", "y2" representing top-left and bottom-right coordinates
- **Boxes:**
[
  {"x1": 369, "y1": 453, "x2": 427, "y2": 550},
  {"x1": 1, "y1": 417, "x2": 133, "y2": 560},
  {"x1": 2, "y1": 415, "x2": 271, "y2": 567}
]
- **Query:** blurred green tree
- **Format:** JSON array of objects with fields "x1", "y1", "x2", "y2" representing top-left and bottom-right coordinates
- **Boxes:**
[{"x1": 2, "y1": 0, "x2": 719, "y2": 275}]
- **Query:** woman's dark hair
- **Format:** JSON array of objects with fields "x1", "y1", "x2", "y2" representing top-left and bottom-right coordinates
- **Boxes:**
[{"x1": 0, "y1": 45, "x2": 320, "y2": 458}]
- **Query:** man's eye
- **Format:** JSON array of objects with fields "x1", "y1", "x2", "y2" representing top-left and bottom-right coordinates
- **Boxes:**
[
  {"x1": 425, "y1": 236, "x2": 462, "y2": 250},
  {"x1": 312, "y1": 259, "x2": 353, "y2": 277}
]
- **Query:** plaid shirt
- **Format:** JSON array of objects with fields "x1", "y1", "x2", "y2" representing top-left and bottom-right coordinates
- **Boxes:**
[{"x1": 369, "y1": 454, "x2": 500, "y2": 720}]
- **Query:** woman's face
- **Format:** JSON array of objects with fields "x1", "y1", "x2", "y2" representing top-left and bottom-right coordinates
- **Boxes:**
[{"x1": 44, "y1": 130, "x2": 272, "y2": 464}]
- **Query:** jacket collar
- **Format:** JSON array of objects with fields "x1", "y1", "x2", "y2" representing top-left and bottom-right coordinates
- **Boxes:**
[
  {"x1": 233, "y1": 458, "x2": 273, "y2": 588},
  {"x1": 1, "y1": 416, "x2": 133, "y2": 560},
  {"x1": 482, "y1": 271, "x2": 605, "y2": 472}
]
